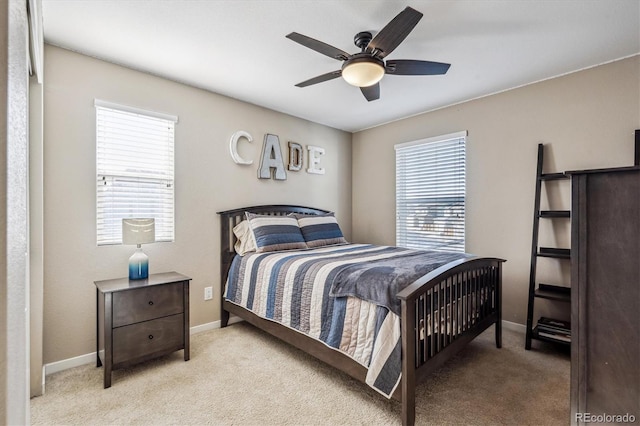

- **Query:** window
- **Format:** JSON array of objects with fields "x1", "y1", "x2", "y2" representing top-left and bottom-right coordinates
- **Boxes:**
[
  {"x1": 96, "y1": 100, "x2": 177, "y2": 245},
  {"x1": 395, "y1": 131, "x2": 466, "y2": 252}
]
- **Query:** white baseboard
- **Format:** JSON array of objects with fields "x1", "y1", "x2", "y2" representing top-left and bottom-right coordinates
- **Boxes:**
[
  {"x1": 228, "y1": 315, "x2": 244, "y2": 325},
  {"x1": 502, "y1": 319, "x2": 526, "y2": 333},
  {"x1": 44, "y1": 320, "x2": 222, "y2": 377},
  {"x1": 45, "y1": 352, "x2": 98, "y2": 376},
  {"x1": 44, "y1": 317, "x2": 520, "y2": 377},
  {"x1": 189, "y1": 320, "x2": 220, "y2": 334}
]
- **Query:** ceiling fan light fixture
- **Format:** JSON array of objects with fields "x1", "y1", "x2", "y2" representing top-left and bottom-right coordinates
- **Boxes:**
[{"x1": 341, "y1": 56, "x2": 385, "y2": 87}]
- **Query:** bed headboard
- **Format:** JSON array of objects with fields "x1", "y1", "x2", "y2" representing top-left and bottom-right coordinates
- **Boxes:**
[{"x1": 217, "y1": 205, "x2": 330, "y2": 287}]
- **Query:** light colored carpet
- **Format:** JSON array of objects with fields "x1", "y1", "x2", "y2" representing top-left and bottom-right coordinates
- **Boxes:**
[{"x1": 31, "y1": 322, "x2": 569, "y2": 425}]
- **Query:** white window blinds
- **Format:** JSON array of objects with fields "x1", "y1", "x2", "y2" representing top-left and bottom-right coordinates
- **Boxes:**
[
  {"x1": 96, "y1": 100, "x2": 177, "y2": 245},
  {"x1": 395, "y1": 131, "x2": 467, "y2": 252}
]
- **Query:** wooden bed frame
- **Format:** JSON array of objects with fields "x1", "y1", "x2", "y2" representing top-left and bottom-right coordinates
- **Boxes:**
[{"x1": 218, "y1": 205, "x2": 504, "y2": 426}]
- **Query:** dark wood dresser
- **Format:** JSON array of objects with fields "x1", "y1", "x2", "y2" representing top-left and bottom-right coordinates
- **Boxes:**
[
  {"x1": 95, "y1": 271, "x2": 191, "y2": 388},
  {"x1": 568, "y1": 166, "x2": 639, "y2": 424}
]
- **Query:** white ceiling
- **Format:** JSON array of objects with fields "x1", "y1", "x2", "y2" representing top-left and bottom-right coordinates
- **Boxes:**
[{"x1": 41, "y1": 0, "x2": 640, "y2": 133}]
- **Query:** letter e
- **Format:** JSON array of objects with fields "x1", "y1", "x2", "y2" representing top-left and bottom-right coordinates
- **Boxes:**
[{"x1": 307, "y1": 145, "x2": 325, "y2": 175}]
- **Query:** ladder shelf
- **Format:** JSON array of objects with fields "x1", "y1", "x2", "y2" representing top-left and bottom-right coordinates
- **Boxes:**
[{"x1": 525, "y1": 143, "x2": 572, "y2": 350}]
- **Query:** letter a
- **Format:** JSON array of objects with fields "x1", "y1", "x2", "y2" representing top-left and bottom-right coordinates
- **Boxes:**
[{"x1": 258, "y1": 134, "x2": 287, "y2": 180}]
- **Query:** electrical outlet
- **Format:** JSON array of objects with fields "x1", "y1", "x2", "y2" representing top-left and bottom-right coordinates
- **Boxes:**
[{"x1": 204, "y1": 286, "x2": 213, "y2": 301}]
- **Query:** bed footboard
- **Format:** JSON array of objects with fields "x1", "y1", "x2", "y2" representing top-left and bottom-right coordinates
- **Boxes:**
[{"x1": 397, "y1": 257, "x2": 504, "y2": 426}]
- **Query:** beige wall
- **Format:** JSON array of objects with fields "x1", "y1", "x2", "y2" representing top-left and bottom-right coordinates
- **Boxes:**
[
  {"x1": 43, "y1": 45, "x2": 352, "y2": 364},
  {"x1": 41, "y1": 44, "x2": 639, "y2": 364},
  {"x1": 352, "y1": 55, "x2": 640, "y2": 326}
]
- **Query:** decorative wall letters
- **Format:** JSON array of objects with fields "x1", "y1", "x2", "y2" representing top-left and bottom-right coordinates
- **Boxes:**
[
  {"x1": 229, "y1": 130, "x2": 325, "y2": 180},
  {"x1": 229, "y1": 130, "x2": 253, "y2": 165},
  {"x1": 258, "y1": 134, "x2": 287, "y2": 180},
  {"x1": 288, "y1": 142, "x2": 303, "y2": 171},
  {"x1": 306, "y1": 145, "x2": 325, "y2": 175}
]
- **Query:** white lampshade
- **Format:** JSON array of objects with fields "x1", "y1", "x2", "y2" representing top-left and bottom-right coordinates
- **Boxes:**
[
  {"x1": 342, "y1": 60, "x2": 385, "y2": 87},
  {"x1": 122, "y1": 218, "x2": 155, "y2": 245}
]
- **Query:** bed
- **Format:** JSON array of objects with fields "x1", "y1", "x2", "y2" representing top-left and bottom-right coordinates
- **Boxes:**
[{"x1": 218, "y1": 205, "x2": 504, "y2": 426}]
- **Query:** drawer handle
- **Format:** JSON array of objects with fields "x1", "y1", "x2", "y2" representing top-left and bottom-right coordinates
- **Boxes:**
[
  {"x1": 148, "y1": 335, "x2": 154, "y2": 340},
  {"x1": 148, "y1": 301, "x2": 154, "y2": 306}
]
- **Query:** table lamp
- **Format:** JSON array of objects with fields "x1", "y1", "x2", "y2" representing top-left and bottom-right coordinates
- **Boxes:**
[{"x1": 122, "y1": 218, "x2": 155, "y2": 280}]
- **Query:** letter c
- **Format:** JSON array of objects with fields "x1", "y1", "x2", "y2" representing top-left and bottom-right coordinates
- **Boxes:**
[{"x1": 229, "y1": 130, "x2": 253, "y2": 165}]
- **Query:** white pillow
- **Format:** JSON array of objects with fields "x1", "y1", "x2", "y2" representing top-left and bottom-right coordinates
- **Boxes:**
[{"x1": 233, "y1": 220, "x2": 257, "y2": 255}]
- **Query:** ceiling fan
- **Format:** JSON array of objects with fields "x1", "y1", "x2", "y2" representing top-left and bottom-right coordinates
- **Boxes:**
[{"x1": 286, "y1": 6, "x2": 450, "y2": 102}]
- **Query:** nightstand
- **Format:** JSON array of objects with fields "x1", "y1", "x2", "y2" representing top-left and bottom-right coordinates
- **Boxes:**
[{"x1": 95, "y1": 271, "x2": 191, "y2": 388}]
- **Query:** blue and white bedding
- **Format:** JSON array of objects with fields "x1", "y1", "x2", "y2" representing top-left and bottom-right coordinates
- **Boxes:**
[{"x1": 224, "y1": 243, "x2": 469, "y2": 397}]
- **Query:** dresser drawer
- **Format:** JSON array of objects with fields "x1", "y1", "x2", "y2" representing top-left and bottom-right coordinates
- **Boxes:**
[
  {"x1": 112, "y1": 282, "x2": 184, "y2": 327},
  {"x1": 112, "y1": 313, "x2": 184, "y2": 365}
]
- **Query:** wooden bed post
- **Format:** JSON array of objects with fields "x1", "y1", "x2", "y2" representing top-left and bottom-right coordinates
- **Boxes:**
[
  {"x1": 221, "y1": 305, "x2": 230, "y2": 328},
  {"x1": 219, "y1": 211, "x2": 233, "y2": 328},
  {"x1": 495, "y1": 263, "x2": 503, "y2": 348},
  {"x1": 401, "y1": 298, "x2": 416, "y2": 426}
]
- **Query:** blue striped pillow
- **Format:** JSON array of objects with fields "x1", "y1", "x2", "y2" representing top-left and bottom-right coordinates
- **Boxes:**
[
  {"x1": 245, "y1": 212, "x2": 308, "y2": 253},
  {"x1": 295, "y1": 213, "x2": 348, "y2": 248}
]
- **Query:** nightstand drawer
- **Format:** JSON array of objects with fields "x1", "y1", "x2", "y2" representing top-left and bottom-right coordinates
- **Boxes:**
[
  {"x1": 112, "y1": 313, "x2": 184, "y2": 365},
  {"x1": 112, "y1": 282, "x2": 184, "y2": 327}
]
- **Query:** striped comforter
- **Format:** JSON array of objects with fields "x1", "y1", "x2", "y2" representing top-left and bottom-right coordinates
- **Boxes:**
[{"x1": 225, "y1": 243, "x2": 468, "y2": 397}]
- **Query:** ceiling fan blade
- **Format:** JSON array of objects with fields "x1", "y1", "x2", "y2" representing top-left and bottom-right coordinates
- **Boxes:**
[
  {"x1": 386, "y1": 60, "x2": 451, "y2": 75},
  {"x1": 286, "y1": 32, "x2": 350, "y2": 61},
  {"x1": 367, "y1": 7, "x2": 423, "y2": 58},
  {"x1": 360, "y1": 83, "x2": 380, "y2": 101},
  {"x1": 295, "y1": 70, "x2": 342, "y2": 88}
]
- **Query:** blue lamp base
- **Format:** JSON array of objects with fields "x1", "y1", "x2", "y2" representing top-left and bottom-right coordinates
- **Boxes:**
[{"x1": 129, "y1": 246, "x2": 149, "y2": 280}]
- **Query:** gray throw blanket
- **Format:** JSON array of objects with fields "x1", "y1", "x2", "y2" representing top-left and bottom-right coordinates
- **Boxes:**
[{"x1": 329, "y1": 249, "x2": 471, "y2": 316}]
